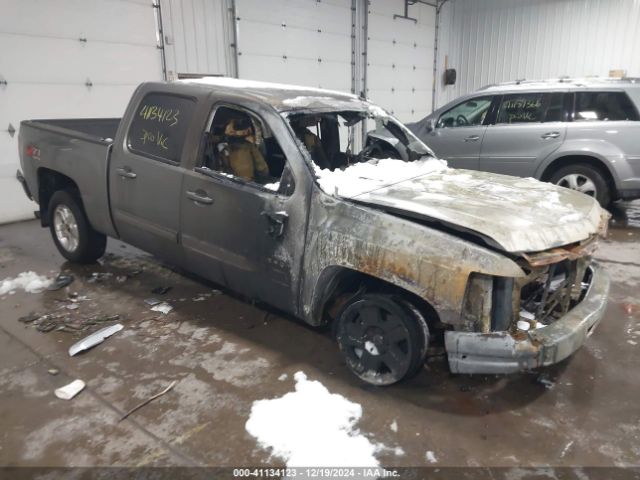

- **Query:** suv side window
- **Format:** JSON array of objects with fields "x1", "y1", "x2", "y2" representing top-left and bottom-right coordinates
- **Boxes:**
[
  {"x1": 197, "y1": 105, "x2": 293, "y2": 195},
  {"x1": 495, "y1": 92, "x2": 567, "y2": 124},
  {"x1": 574, "y1": 91, "x2": 639, "y2": 121},
  {"x1": 128, "y1": 92, "x2": 197, "y2": 163},
  {"x1": 437, "y1": 96, "x2": 493, "y2": 128}
]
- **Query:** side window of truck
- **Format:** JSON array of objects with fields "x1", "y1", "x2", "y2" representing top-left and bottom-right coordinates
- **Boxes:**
[
  {"x1": 127, "y1": 92, "x2": 197, "y2": 163},
  {"x1": 197, "y1": 105, "x2": 293, "y2": 195},
  {"x1": 574, "y1": 92, "x2": 640, "y2": 121}
]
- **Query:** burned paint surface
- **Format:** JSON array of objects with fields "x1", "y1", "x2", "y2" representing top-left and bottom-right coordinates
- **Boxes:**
[{"x1": 300, "y1": 191, "x2": 524, "y2": 327}]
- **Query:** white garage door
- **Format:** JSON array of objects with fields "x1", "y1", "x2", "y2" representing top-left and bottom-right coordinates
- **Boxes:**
[
  {"x1": 367, "y1": 0, "x2": 435, "y2": 122},
  {"x1": 235, "y1": 0, "x2": 353, "y2": 92},
  {"x1": 0, "y1": 0, "x2": 162, "y2": 224}
]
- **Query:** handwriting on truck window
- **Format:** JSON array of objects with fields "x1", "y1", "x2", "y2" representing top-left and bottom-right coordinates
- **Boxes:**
[
  {"x1": 140, "y1": 129, "x2": 169, "y2": 150},
  {"x1": 138, "y1": 105, "x2": 180, "y2": 127}
]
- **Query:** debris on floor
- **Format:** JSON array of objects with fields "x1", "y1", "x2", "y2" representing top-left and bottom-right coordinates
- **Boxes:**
[
  {"x1": 68, "y1": 323, "x2": 124, "y2": 356},
  {"x1": 245, "y1": 371, "x2": 381, "y2": 467},
  {"x1": 277, "y1": 373, "x2": 288, "y2": 381},
  {"x1": 48, "y1": 368, "x2": 59, "y2": 376},
  {"x1": 144, "y1": 298, "x2": 162, "y2": 306},
  {"x1": 390, "y1": 420, "x2": 398, "y2": 432},
  {"x1": 150, "y1": 302, "x2": 173, "y2": 315},
  {"x1": 87, "y1": 272, "x2": 113, "y2": 283},
  {"x1": 151, "y1": 286, "x2": 172, "y2": 295},
  {"x1": 120, "y1": 380, "x2": 177, "y2": 421},
  {"x1": 537, "y1": 374, "x2": 556, "y2": 389},
  {"x1": 0, "y1": 271, "x2": 51, "y2": 295},
  {"x1": 19, "y1": 311, "x2": 121, "y2": 334},
  {"x1": 425, "y1": 450, "x2": 437, "y2": 464},
  {"x1": 54, "y1": 379, "x2": 86, "y2": 400},
  {"x1": 622, "y1": 303, "x2": 640, "y2": 316},
  {"x1": 47, "y1": 273, "x2": 74, "y2": 291}
]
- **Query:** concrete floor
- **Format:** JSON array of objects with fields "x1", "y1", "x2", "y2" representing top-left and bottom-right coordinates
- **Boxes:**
[{"x1": 0, "y1": 202, "x2": 639, "y2": 471}]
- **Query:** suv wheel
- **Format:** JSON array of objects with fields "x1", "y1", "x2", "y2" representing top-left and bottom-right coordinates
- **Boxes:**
[
  {"x1": 48, "y1": 190, "x2": 107, "y2": 263},
  {"x1": 335, "y1": 293, "x2": 429, "y2": 386},
  {"x1": 549, "y1": 164, "x2": 611, "y2": 206}
]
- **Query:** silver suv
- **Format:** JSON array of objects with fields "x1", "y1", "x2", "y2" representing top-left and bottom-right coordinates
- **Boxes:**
[{"x1": 408, "y1": 78, "x2": 640, "y2": 206}]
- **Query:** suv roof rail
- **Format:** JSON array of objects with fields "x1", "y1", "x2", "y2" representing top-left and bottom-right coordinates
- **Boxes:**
[{"x1": 477, "y1": 76, "x2": 640, "y2": 91}]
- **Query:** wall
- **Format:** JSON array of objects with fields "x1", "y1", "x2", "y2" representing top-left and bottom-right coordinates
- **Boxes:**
[
  {"x1": 160, "y1": 0, "x2": 236, "y2": 78},
  {"x1": 436, "y1": 0, "x2": 640, "y2": 108},
  {"x1": 235, "y1": 0, "x2": 353, "y2": 92},
  {"x1": 0, "y1": 0, "x2": 163, "y2": 224},
  {"x1": 367, "y1": 0, "x2": 436, "y2": 121},
  {"x1": 161, "y1": 0, "x2": 436, "y2": 123}
]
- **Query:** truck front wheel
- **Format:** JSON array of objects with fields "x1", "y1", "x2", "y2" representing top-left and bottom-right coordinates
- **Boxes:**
[
  {"x1": 48, "y1": 190, "x2": 106, "y2": 263},
  {"x1": 335, "y1": 294, "x2": 429, "y2": 386}
]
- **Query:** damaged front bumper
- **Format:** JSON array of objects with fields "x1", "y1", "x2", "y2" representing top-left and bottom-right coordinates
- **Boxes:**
[{"x1": 445, "y1": 263, "x2": 610, "y2": 374}]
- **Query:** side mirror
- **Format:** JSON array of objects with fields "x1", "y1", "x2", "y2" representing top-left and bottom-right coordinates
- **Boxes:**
[{"x1": 425, "y1": 118, "x2": 436, "y2": 133}]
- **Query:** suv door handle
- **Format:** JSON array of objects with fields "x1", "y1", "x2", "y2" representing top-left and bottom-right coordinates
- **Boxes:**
[
  {"x1": 186, "y1": 190, "x2": 214, "y2": 205},
  {"x1": 261, "y1": 210, "x2": 288, "y2": 238},
  {"x1": 464, "y1": 135, "x2": 480, "y2": 142},
  {"x1": 541, "y1": 132, "x2": 560, "y2": 139},
  {"x1": 115, "y1": 167, "x2": 137, "y2": 179}
]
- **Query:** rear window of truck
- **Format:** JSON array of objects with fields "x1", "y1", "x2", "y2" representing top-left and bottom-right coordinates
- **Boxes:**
[{"x1": 127, "y1": 92, "x2": 197, "y2": 163}]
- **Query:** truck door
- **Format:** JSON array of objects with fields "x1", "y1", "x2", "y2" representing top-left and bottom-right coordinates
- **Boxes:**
[
  {"x1": 109, "y1": 91, "x2": 197, "y2": 263},
  {"x1": 423, "y1": 95, "x2": 496, "y2": 169},
  {"x1": 179, "y1": 101, "x2": 308, "y2": 314},
  {"x1": 479, "y1": 92, "x2": 568, "y2": 177}
]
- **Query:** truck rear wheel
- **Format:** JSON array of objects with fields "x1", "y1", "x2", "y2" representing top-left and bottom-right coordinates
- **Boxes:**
[
  {"x1": 48, "y1": 190, "x2": 106, "y2": 264},
  {"x1": 335, "y1": 293, "x2": 429, "y2": 386},
  {"x1": 549, "y1": 164, "x2": 611, "y2": 206}
]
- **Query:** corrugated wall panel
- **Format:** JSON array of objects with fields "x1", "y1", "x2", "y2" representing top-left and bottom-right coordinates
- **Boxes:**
[{"x1": 436, "y1": 0, "x2": 640, "y2": 108}]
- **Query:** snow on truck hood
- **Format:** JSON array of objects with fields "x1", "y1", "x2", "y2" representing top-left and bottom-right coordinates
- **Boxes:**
[{"x1": 314, "y1": 158, "x2": 605, "y2": 253}]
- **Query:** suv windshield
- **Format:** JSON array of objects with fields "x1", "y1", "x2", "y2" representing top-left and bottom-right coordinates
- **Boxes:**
[{"x1": 286, "y1": 109, "x2": 433, "y2": 172}]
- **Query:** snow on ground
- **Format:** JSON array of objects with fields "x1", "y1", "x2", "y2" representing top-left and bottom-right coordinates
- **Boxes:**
[
  {"x1": 245, "y1": 371, "x2": 382, "y2": 467},
  {"x1": 425, "y1": 451, "x2": 438, "y2": 463},
  {"x1": 313, "y1": 158, "x2": 449, "y2": 198},
  {"x1": 0, "y1": 272, "x2": 51, "y2": 296}
]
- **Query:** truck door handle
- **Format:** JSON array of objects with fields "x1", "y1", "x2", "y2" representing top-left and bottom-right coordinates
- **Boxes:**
[
  {"x1": 464, "y1": 135, "x2": 480, "y2": 142},
  {"x1": 186, "y1": 190, "x2": 213, "y2": 205},
  {"x1": 261, "y1": 210, "x2": 288, "y2": 238},
  {"x1": 116, "y1": 167, "x2": 137, "y2": 179},
  {"x1": 541, "y1": 132, "x2": 560, "y2": 139}
]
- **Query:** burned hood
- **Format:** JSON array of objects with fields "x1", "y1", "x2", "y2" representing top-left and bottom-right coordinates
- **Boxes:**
[{"x1": 315, "y1": 159, "x2": 606, "y2": 253}]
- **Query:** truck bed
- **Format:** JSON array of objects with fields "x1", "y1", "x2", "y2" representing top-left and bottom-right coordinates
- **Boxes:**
[
  {"x1": 22, "y1": 118, "x2": 121, "y2": 144},
  {"x1": 18, "y1": 118, "x2": 122, "y2": 238}
]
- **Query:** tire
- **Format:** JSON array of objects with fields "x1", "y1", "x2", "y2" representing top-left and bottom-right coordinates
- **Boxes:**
[
  {"x1": 334, "y1": 293, "x2": 430, "y2": 386},
  {"x1": 549, "y1": 164, "x2": 611, "y2": 206},
  {"x1": 48, "y1": 190, "x2": 107, "y2": 264}
]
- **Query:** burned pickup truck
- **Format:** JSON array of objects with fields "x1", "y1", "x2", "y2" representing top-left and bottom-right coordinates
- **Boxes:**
[{"x1": 17, "y1": 78, "x2": 610, "y2": 385}]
